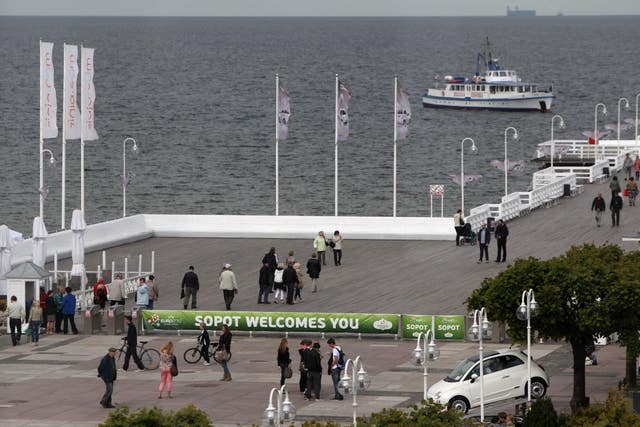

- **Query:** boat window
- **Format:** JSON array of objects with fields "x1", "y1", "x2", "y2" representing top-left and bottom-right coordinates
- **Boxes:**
[{"x1": 500, "y1": 71, "x2": 506, "y2": 76}]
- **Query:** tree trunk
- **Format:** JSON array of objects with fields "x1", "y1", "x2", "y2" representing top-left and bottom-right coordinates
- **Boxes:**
[
  {"x1": 570, "y1": 340, "x2": 589, "y2": 413},
  {"x1": 626, "y1": 346, "x2": 638, "y2": 389}
]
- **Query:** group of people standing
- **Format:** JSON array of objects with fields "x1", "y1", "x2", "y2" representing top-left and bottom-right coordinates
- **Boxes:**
[
  {"x1": 591, "y1": 172, "x2": 639, "y2": 228},
  {"x1": 454, "y1": 210, "x2": 509, "y2": 264}
]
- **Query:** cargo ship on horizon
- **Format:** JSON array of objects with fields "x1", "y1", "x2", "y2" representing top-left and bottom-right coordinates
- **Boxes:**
[{"x1": 506, "y1": 6, "x2": 536, "y2": 16}]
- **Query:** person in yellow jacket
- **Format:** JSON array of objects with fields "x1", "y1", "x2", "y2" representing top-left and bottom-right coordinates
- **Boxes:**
[
  {"x1": 219, "y1": 263, "x2": 238, "y2": 310},
  {"x1": 313, "y1": 231, "x2": 328, "y2": 266}
]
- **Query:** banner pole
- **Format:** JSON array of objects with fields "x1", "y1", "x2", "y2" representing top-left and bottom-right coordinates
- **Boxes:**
[
  {"x1": 80, "y1": 44, "x2": 85, "y2": 216},
  {"x1": 335, "y1": 74, "x2": 339, "y2": 217},
  {"x1": 441, "y1": 194, "x2": 444, "y2": 217},
  {"x1": 275, "y1": 74, "x2": 279, "y2": 216},
  {"x1": 430, "y1": 194, "x2": 433, "y2": 217},
  {"x1": 393, "y1": 76, "x2": 398, "y2": 217},
  {"x1": 39, "y1": 39, "x2": 44, "y2": 219},
  {"x1": 61, "y1": 42, "x2": 67, "y2": 229}
]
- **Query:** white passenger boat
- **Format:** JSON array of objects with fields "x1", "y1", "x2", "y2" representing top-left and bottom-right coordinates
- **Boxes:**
[{"x1": 422, "y1": 39, "x2": 554, "y2": 112}]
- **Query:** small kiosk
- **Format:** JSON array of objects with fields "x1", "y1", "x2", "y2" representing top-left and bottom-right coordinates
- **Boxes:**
[{"x1": 4, "y1": 262, "x2": 52, "y2": 324}]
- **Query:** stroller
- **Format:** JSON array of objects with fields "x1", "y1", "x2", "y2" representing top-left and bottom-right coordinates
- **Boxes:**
[{"x1": 459, "y1": 223, "x2": 476, "y2": 245}]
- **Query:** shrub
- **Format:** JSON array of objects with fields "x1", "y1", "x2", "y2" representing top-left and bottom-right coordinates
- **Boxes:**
[
  {"x1": 563, "y1": 389, "x2": 640, "y2": 427},
  {"x1": 523, "y1": 398, "x2": 560, "y2": 427},
  {"x1": 99, "y1": 405, "x2": 212, "y2": 427}
]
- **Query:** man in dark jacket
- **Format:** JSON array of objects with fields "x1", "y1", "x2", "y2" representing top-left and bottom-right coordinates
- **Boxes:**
[
  {"x1": 262, "y1": 247, "x2": 278, "y2": 291},
  {"x1": 258, "y1": 261, "x2": 272, "y2": 304},
  {"x1": 198, "y1": 322, "x2": 211, "y2": 365},
  {"x1": 97, "y1": 347, "x2": 117, "y2": 408},
  {"x1": 477, "y1": 223, "x2": 491, "y2": 264},
  {"x1": 306, "y1": 253, "x2": 321, "y2": 293},
  {"x1": 282, "y1": 263, "x2": 298, "y2": 305},
  {"x1": 62, "y1": 286, "x2": 78, "y2": 334},
  {"x1": 181, "y1": 265, "x2": 200, "y2": 309},
  {"x1": 610, "y1": 192, "x2": 623, "y2": 227},
  {"x1": 123, "y1": 315, "x2": 145, "y2": 371},
  {"x1": 304, "y1": 342, "x2": 323, "y2": 400},
  {"x1": 494, "y1": 219, "x2": 509, "y2": 263},
  {"x1": 591, "y1": 193, "x2": 606, "y2": 227}
]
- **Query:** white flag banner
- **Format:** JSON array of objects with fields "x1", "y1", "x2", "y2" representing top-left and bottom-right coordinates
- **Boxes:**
[
  {"x1": 63, "y1": 44, "x2": 81, "y2": 139},
  {"x1": 277, "y1": 83, "x2": 291, "y2": 140},
  {"x1": 81, "y1": 47, "x2": 98, "y2": 141},
  {"x1": 40, "y1": 41, "x2": 58, "y2": 139},
  {"x1": 337, "y1": 82, "x2": 351, "y2": 142},
  {"x1": 396, "y1": 83, "x2": 411, "y2": 140}
]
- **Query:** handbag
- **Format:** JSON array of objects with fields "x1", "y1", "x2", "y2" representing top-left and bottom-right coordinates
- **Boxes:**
[
  {"x1": 170, "y1": 355, "x2": 179, "y2": 377},
  {"x1": 214, "y1": 349, "x2": 228, "y2": 363},
  {"x1": 284, "y1": 364, "x2": 293, "y2": 379},
  {"x1": 180, "y1": 287, "x2": 185, "y2": 299}
]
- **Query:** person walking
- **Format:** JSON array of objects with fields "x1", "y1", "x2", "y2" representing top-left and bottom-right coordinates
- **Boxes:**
[
  {"x1": 298, "y1": 339, "x2": 312, "y2": 393},
  {"x1": 494, "y1": 219, "x2": 509, "y2": 263},
  {"x1": 273, "y1": 262, "x2": 285, "y2": 303},
  {"x1": 123, "y1": 315, "x2": 145, "y2": 371},
  {"x1": 94, "y1": 278, "x2": 108, "y2": 309},
  {"x1": 313, "y1": 231, "x2": 328, "y2": 266},
  {"x1": 453, "y1": 209, "x2": 465, "y2": 246},
  {"x1": 327, "y1": 338, "x2": 344, "y2": 400},
  {"x1": 136, "y1": 277, "x2": 149, "y2": 309},
  {"x1": 332, "y1": 230, "x2": 343, "y2": 266},
  {"x1": 198, "y1": 322, "x2": 211, "y2": 366},
  {"x1": 306, "y1": 253, "x2": 321, "y2": 293},
  {"x1": 282, "y1": 262, "x2": 297, "y2": 305},
  {"x1": 634, "y1": 155, "x2": 640, "y2": 180},
  {"x1": 6, "y1": 295, "x2": 25, "y2": 346},
  {"x1": 610, "y1": 192, "x2": 623, "y2": 227},
  {"x1": 108, "y1": 274, "x2": 125, "y2": 306},
  {"x1": 147, "y1": 275, "x2": 159, "y2": 310},
  {"x1": 609, "y1": 176, "x2": 621, "y2": 198},
  {"x1": 28, "y1": 299, "x2": 43, "y2": 346},
  {"x1": 219, "y1": 263, "x2": 238, "y2": 310},
  {"x1": 477, "y1": 223, "x2": 491, "y2": 264},
  {"x1": 286, "y1": 250, "x2": 296, "y2": 267},
  {"x1": 277, "y1": 338, "x2": 292, "y2": 387},
  {"x1": 97, "y1": 347, "x2": 118, "y2": 408},
  {"x1": 305, "y1": 342, "x2": 323, "y2": 401},
  {"x1": 623, "y1": 153, "x2": 634, "y2": 180},
  {"x1": 158, "y1": 341, "x2": 176, "y2": 399},
  {"x1": 262, "y1": 247, "x2": 278, "y2": 292},
  {"x1": 591, "y1": 193, "x2": 606, "y2": 227},
  {"x1": 293, "y1": 262, "x2": 304, "y2": 303},
  {"x1": 181, "y1": 266, "x2": 200, "y2": 309},
  {"x1": 62, "y1": 287, "x2": 78, "y2": 335},
  {"x1": 217, "y1": 324, "x2": 233, "y2": 381},
  {"x1": 45, "y1": 290, "x2": 56, "y2": 334},
  {"x1": 626, "y1": 177, "x2": 638, "y2": 206},
  {"x1": 258, "y1": 261, "x2": 272, "y2": 304},
  {"x1": 53, "y1": 286, "x2": 64, "y2": 333}
]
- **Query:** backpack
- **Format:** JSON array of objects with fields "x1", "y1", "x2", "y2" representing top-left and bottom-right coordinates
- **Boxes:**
[{"x1": 336, "y1": 346, "x2": 346, "y2": 369}]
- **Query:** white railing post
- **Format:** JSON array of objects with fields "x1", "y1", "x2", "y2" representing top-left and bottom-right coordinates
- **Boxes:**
[
  {"x1": 124, "y1": 257, "x2": 129, "y2": 280},
  {"x1": 138, "y1": 254, "x2": 142, "y2": 277},
  {"x1": 53, "y1": 251, "x2": 58, "y2": 285},
  {"x1": 151, "y1": 251, "x2": 155, "y2": 273}
]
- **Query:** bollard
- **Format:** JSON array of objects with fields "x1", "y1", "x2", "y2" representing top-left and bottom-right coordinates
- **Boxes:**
[
  {"x1": 83, "y1": 305, "x2": 102, "y2": 335},
  {"x1": 106, "y1": 304, "x2": 125, "y2": 335}
]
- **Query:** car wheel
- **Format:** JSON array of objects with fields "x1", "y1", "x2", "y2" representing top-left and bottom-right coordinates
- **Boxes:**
[
  {"x1": 529, "y1": 378, "x2": 547, "y2": 399},
  {"x1": 448, "y1": 396, "x2": 470, "y2": 414}
]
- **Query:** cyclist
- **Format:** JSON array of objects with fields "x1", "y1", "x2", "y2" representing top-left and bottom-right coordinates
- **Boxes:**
[{"x1": 198, "y1": 322, "x2": 211, "y2": 366}]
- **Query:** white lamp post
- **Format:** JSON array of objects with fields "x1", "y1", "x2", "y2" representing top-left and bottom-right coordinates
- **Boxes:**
[
  {"x1": 503, "y1": 127, "x2": 518, "y2": 197},
  {"x1": 39, "y1": 148, "x2": 57, "y2": 218},
  {"x1": 550, "y1": 114, "x2": 565, "y2": 169},
  {"x1": 617, "y1": 97, "x2": 630, "y2": 154},
  {"x1": 516, "y1": 289, "x2": 540, "y2": 403},
  {"x1": 468, "y1": 307, "x2": 492, "y2": 423},
  {"x1": 635, "y1": 93, "x2": 640, "y2": 141},
  {"x1": 262, "y1": 385, "x2": 296, "y2": 426},
  {"x1": 410, "y1": 329, "x2": 440, "y2": 401},
  {"x1": 460, "y1": 137, "x2": 477, "y2": 216},
  {"x1": 338, "y1": 355, "x2": 371, "y2": 427},
  {"x1": 122, "y1": 137, "x2": 138, "y2": 218}
]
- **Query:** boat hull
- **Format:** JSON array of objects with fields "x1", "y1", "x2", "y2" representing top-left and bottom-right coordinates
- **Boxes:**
[{"x1": 422, "y1": 94, "x2": 554, "y2": 112}]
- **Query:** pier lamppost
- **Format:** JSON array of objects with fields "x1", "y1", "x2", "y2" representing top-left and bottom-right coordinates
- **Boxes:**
[
  {"x1": 468, "y1": 307, "x2": 492, "y2": 423},
  {"x1": 516, "y1": 289, "x2": 540, "y2": 403},
  {"x1": 550, "y1": 115, "x2": 565, "y2": 169},
  {"x1": 122, "y1": 137, "x2": 138, "y2": 218},
  {"x1": 460, "y1": 137, "x2": 477, "y2": 216},
  {"x1": 594, "y1": 103, "x2": 607, "y2": 159},
  {"x1": 39, "y1": 148, "x2": 56, "y2": 218},
  {"x1": 635, "y1": 92, "x2": 640, "y2": 142},
  {"x1": 338, "y1": 355, "x2": 371, "y2": 427},
  {"x1": 410, "y1": 330, "x2": 440, "y2": 401},
  {"x1": 262, "y1": 385, "x2": 296, "y2": 426},
  {"x1": 617, "y1": 97, "x2": 630, "y2": 154},
  {"x1": 504, "y1": 127, "x2": 518, "y2": 197}
]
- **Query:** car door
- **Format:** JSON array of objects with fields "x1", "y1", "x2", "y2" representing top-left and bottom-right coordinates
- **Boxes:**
[
  {"x1": 479, "y1": 356, "x2": 509, "y2": 403},
  {"x1": 500, "y1": 354, "x2": 526, "y2": 398}
]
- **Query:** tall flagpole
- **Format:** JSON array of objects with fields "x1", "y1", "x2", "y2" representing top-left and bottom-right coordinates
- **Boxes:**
[
  {"x1": 61, "y1": 42, "x2": 67, "y2": 229},
  {"x1": 80, "y1": 44, "x2": 85, "y2": 215},
  {"x1": 275, "y1": 74, "x2": 279, "y2": 216},
  {"x1": 393, "y1": 76, "x2": 398, "y2": 217},
  {"x1": 39, "y1": 39, "x2": 44, "y2": 219},
  {"x1": 334, "y1": 74, "x2": 339, "y2": 217}
]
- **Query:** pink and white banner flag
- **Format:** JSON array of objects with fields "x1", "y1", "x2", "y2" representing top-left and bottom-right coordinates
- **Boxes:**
[
  {"x1": 63, "y1": 44, "x2": 80, "y2": 139},
  {"x1": 396, "y1": 83, "x2": 411, "y2": 140},
  {"x1": 40, "y1": 41, "x2": 58, "y2": 139},
  {"x1": 81, "y1": 47, "x2": 98, "y2": 141},
  {"x1": 337, "y1": 82, "x2": 351, "y2": 142},
  {"x1": 277, "y1": 83, "x2": 291, "y2": 140}
]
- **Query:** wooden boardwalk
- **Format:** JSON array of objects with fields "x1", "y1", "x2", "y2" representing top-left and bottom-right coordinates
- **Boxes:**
[{"x1": 55, "y1": 171, "x2": 640, "y2": 316}]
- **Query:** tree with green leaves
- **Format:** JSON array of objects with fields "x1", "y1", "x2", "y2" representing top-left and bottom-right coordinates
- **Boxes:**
[{"x1": 466, "y1": 244, "x2": 625, "y2": 413}]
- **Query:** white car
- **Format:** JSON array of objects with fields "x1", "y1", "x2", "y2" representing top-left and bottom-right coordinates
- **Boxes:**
[{"x1": 427, "y1": 348, "x2": 549, "y2": 413}]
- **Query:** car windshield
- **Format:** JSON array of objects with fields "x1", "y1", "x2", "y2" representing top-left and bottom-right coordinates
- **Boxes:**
[{"x1": 445, "y1": 358, "x2": 476, "y2": 382}]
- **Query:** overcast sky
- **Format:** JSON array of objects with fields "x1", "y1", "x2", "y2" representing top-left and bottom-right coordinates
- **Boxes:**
[{"x1": 1, "y1": 0, "x2": 639, "y2": 16}]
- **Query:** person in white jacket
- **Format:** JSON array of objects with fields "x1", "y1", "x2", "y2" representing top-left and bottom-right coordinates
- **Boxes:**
[{"x1": 219, "y1": 263, "x2": 238, "y2": 310}]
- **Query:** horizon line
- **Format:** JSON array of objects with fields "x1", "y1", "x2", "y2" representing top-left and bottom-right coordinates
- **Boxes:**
[{"x1": 1, "y1": 13, "x2": 639, "y2": 18}]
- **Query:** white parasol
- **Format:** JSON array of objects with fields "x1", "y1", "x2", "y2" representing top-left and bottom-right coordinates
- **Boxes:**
[
  {"x1": 32, "y1": 217, "x2": 48, "y2": 268},
  {"x1": 70, "y1": 209, "x2": 86, "y2": 277},
  {"x1": 0, "y1": 224, "x2": 14, "y2": 295}
]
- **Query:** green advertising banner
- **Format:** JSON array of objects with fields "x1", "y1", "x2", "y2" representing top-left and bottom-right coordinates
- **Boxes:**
[
  {"x1": 143, "y1": 310, "x2": 400, "y2": 335},
  {"x1": 402, "y1": 315, "x2": 466, "y2": 340}
]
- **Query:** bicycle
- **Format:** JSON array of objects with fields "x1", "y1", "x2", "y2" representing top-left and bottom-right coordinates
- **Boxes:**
[
  {"x1": 116, "y1": 337, "x2": 161, "y2": 370},
  {"x1": 183, "y1": 337, "x2": 232, "y2": 364}
]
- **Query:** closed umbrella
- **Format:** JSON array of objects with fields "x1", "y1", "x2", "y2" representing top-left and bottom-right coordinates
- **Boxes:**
[
  {"x1": 70, "y1": 209, "x2": 86, "y2": 281},
  {"x1": 0, "y1": 224, "x2": 14, "y2": 295},
  {"x1": 32, "y1": 216, "x2": 48, "y2": 268}
]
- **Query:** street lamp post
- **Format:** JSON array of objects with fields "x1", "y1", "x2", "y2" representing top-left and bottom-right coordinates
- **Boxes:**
[
  {"x1": 410, "y1": 330, "x2": 440, "y2": 401},
  {"x1": 122, "y1": 137, "x2": 138, "y2": 218},
  {"x1": 338, "y1": 355, "x2": 371, "y2": 427},
  {"x1": 39, "y1": 148, "x2": 56, "y2": 219},
  {"x1": 468, "y1": 307, "x2": 492, "y2": 423},
  {"x1": 460, "y1": 137, "x2": 477, "y2": 216},
  {"x1": 516, "y1": 289, "x2": 540, "y2": 403},
  {"x1": 262, "y1": 385, "x2": 296, "y2": 426},
  {"x1": 550, "y1": 115, "x2": 565, "y2": 169},
  {"x1": 617, "y1": 97, "x2": 630, "y2": 154},
  {"x1": 504, "y1": 127, "x2": 518, "y2": 197},
  {"x1": 594, "y1": 103, "x2": 607, "y2": 160}
]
